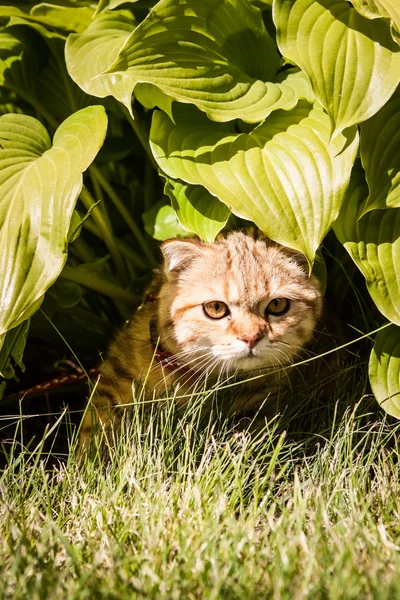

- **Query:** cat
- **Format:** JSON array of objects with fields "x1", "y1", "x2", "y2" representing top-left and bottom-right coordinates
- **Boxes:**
[{"x1": 79, "y1": 229, "x2": 334, "y2": 449}]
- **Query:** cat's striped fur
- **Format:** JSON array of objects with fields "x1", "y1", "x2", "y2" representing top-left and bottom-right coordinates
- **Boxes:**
[{"x1": 80, "y1": 230, "x2": 327, "y2": 448}]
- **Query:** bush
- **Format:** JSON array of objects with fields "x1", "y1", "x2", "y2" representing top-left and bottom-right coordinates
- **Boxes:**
[{"x1": 0, "y1": 0, "x2": 399, "y2": 417}]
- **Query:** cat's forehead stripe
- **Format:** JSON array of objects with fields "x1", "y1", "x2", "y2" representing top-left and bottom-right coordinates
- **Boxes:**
[{"x1": 224, "y1": 234, "x2": 273, "y2": 302}]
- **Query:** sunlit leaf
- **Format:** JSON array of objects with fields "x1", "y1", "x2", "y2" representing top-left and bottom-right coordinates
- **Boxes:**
[
  {"x1": 360, "y1": 85, "x2": 400, "y2": 213},
  {"x1": 274, "y1": 68, "x2": 316, "y2": 104},
  {"x1": 134, "y1": 83, "x2": 175, "y2": 121},
  {"x1": 66, "y1": 10, "x2": 136, "y2": 114},
  {"x1": 106, "y1": 0, "x2": 302, "y2": 123},
  {"x1": 96, "y1": 0, "x2": 140, "y2": 13},
  {"x1": 0, "y1": 2, "x2": 94, "y2": 32},
  {"x1": 0, "y1": 106, "x2": 108, "y2": 336},
  {"x1": 143, "y1": 200, "x2": 191, "y2": 241},
  {"x1": 369, "y1": 324, "x2": 400, "y2": 418},
  {"x1": 274, "y1": 0, "x2": 400, "y2": 137},
  {"x1": 135, "y1": 71, "x2": 314, "y2": 124},
  {"x1": 164, "y1": 177, "x2": 230, "y2": 243},
  {"x1": 30, "y1": 2, "x2": 95, "y2": 32},
  {"x1": 0, "y1": 320, "x2": 30, "y2": 380},
  {"x1": 150, "y1": 102, "x2": 358, "y2": 264},
  {"x1": 350, "y1": 0, "x2": 400, "y2": 45},
  {"x1": 333, "y1": 165, "x2": 400, "y2": 324}
]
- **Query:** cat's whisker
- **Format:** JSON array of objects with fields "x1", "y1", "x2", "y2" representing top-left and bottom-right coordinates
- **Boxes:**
[
  {"x1": 155, "y1": 351, "x2": 217, "y2": 390},
  {"x1": 147, "y1": 347, "x2": 210, "y2": 372},
  {"x1": 154, "y1": 361, "x2": 212, "y2": 393},
  {"x1": 148, "y1": 348, "x2": 214, "y2": 377},
  {"x1": 194, "y1": 362, "x2": 221, "y2": 391},
  {"x1": 192, "y1": 353, "x2": 235, "y2": 390},
  {"x1": 276, "y1": 340, "x2": 334, "y2": 371},
  {"x1": 215, "y1": 361, "x2": 228, "y2": 388},
  {"x1": 181, "y1": 361, "x2": 220, "y2": 396},
  {"x1": 181, "y1": 356, "x2": 216, "y2": 384},
  {"x1": 277, "y1": 340, "x2": 320, "y2": 358},
  {"x1": 176, "y1": 351, "x2": 217, "y2": 377},
  {"x1": 312, "y1": 327, "x2": 339, "y2": 337},
  {"x1": 273, "y1": 349, "x2": 295, "y2": 370},
  {"x1": 147, "y1": 360, "x2": 210, "y2": 396},
  {"x1": 212, "y1": 360, "x2": 239, "y2": 393}
]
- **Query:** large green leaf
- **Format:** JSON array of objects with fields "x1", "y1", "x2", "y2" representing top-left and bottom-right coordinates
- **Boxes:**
[
  {"x1": 164, "y1": 178, "x2": 230, "y2": 243},
  {"x1": 0, "y1": 22, "x2": 89, "y2": 123},
  {"x1": 0, "y1": 320, "x2": 29, "y2": 381},
  {"x1": 105, "y1": 0, "x2": 302, "y2": 123},
  {"x1": 274, "y1": 0, "x2": 400, "y2": 137},
  {"x1": 360, "y1": 85, "x2": 400, "y2": 213},
  {"x1": 65, "y1": 10, "x2": 136, "y2": 113},
  {"x1": 274, "y1": 67, "x2": 316, "y2": 104},
  {"x1": 0, "y1": 106, "x2": 108, "y2": 336},
  {"x1": 350, "y1": 0, "x2": 400, "y2": 45},
  {"x1": 29, "y1": 2, "x2": 95, "y2": 32},
  {"x1": 95, "y1": 0, "x2": 140, "y2": 13},
  {"x1": 150, "y1": 102, "x2": 358, "y2": 264},
  {"x1": 134, "y1": 82, "x2": 175, "y2": 120},
  {"x1": 143, "y1": 200, "x2": 191, "y2": 241},
  {"x1": 37, "y1": 35, "x2": 92, "y2": 120},
  {"x1": 333, "y1": 165, "x2": 400, "y2": 325},
  {"x1": 135, "y1": 67, "x2": 315, "y2": 122},
  {"x1": 0, "y1": 3, "x2": 95, "y2": 32},
  {"x1": 0, "y1": 25, "x2": 45, "y2": 105},
  {"x1": 369, "y1": 325, "x2": 400, "y2": 418}
]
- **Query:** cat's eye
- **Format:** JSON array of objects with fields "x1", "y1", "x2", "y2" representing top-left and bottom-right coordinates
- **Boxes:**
[
  {"x1": 203, "y1": 301, "x2": 230, "y2": 319},
  {"x1": 265, "y1": 298, "x2": 290, "y2": 317}
]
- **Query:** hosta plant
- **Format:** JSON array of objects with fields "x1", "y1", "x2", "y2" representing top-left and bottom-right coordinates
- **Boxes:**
[{"x1": 0, "y1": 0, "x2": 399, "y2": 417}]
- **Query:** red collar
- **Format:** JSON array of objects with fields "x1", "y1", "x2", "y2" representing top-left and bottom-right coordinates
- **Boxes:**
[{"x1": 151, "y1": 343, "x2": 191, "y2": 373}]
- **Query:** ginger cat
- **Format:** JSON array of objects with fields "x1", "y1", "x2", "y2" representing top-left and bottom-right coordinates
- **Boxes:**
[{"x1": 80, "y1": 230, "x2": 328, "y2": 448}]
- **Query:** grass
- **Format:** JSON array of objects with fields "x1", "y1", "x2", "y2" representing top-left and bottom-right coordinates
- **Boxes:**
[{"x1": 1, "y1": 359, "x2": 400, "y2": 599}]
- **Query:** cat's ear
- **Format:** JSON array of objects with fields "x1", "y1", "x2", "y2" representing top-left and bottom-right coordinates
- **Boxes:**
[{"x1": 161, "y1": 238, "x2": 204, "y2": 279}]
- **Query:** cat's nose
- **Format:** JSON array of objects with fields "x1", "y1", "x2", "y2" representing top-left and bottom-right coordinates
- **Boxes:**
[{"x1": 238, "y1": 333, "x2": 263, "y2": 349}]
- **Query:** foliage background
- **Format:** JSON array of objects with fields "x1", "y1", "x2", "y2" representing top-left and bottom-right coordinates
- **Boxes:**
[{"x1": 0, "y1": 0, "x2": 399, "y2": 418}]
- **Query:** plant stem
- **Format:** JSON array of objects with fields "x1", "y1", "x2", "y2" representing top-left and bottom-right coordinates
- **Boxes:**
[
  {"x1": 90, "y1": 164, "x2": 157, "y2": 267},
  {"x1": 69, "y1": 237, "x2": 97, "y2": 264},
  {"x1": 39, "y1": 309, "x2": 87, "y2": 377},
  {"x1": 45, "y1": 305, "x2": 110, "y2": 329},
  {"x1": 82, "y1": 220, "x2": 143, "y2": 272},
  {"x1": 13, "y1": 87, "x2": 60, "y2": 131},
  {"x1": 116, "y1": 238, "x2": 149, "y2": 271},
  {"x1": 144, "y1": 159, "x2": 157, "y2": 212},
  {"x1": 89, "y1": 169, "x2": 112, "y2": 230},
  {"x1": 79, "y1": 186, "x2": 129, "y2": 284},
  {"x1": 60, "y1": 265, "x2": 140, "y2": 307},
  {"x1": 122, "y1": 103, "x2": 159, "y2": 172}
]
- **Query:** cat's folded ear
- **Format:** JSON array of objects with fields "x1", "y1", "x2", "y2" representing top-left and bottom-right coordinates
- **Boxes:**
[{"x1": 161, "y1": 238, "x2": 205, "y2": 279}]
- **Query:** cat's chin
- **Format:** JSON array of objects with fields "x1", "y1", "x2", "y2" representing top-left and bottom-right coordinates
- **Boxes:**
[
  {"x1": 236, "y1": 360, "x2": 277, "y2": 373},
  {"x1": 226, "y1": 353, "x2": 283, "y2": 373}
]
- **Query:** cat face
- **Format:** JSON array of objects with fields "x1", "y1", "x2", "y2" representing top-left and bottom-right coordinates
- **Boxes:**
[{"x1": 157, "y1": 231, "x2": 322, "y2": 374}]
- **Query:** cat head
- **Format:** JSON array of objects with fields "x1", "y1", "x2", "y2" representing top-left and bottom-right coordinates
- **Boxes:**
[{"x1": 157, "y1": 231, "x2": 322, "y2": 374}]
